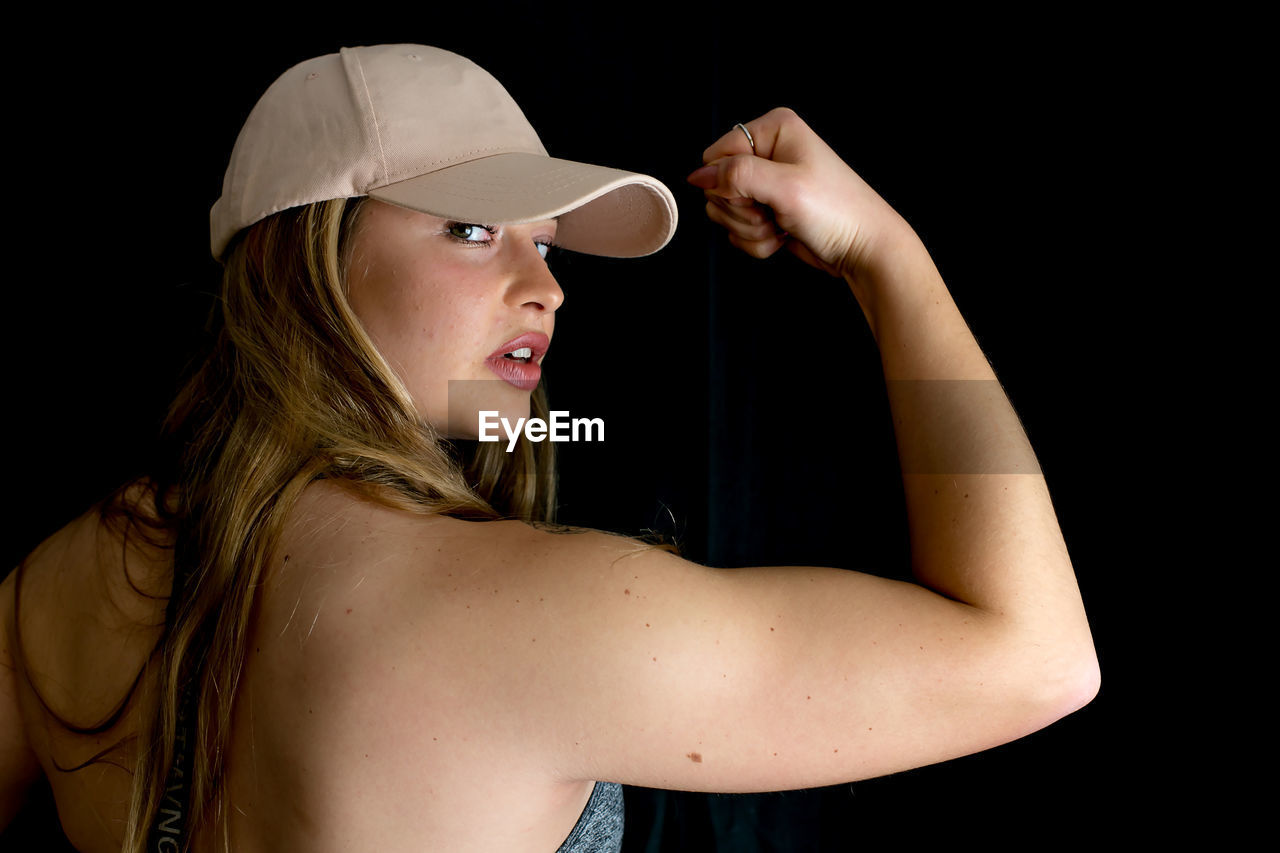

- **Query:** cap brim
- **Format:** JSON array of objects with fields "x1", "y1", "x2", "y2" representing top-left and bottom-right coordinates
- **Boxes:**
[{"x1": 368, "y1": 152, "x2": 677, "y2": 258}]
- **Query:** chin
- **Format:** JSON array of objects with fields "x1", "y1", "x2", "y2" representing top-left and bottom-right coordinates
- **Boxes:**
[{"x1": 440, "y1": 380, "x2": 532, "y2": 440}]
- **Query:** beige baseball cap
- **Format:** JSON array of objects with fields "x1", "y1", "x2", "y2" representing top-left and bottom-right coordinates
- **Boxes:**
[{"x1": 210, "y1": 44, "x2": 678, "y2": 261}]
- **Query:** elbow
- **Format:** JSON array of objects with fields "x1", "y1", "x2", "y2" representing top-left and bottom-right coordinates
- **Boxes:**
[
  {"x1": 965, "y1": 623, "x2": 1099, "y2": 747},
  {"x1": 1071, "y1": 645, "x2": 1102, "y2": 710},
  {"x1": 995, "y1": 596, "x2": 1100, "y2": 725},
  {"x1": 1027, "y1": 639, "x2": 1101, "y2": 725},
  {"x1": 1057, "y1": 648, "x2": 1100, "y2": 717}
]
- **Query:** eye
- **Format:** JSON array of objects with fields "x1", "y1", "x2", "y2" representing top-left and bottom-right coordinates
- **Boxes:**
[
  {"x1": 446, "y1": 222, "x2": 495, "y2": 244},
  {"x1": 536, "y1": 241, "x2": 552, "y2": 260}
]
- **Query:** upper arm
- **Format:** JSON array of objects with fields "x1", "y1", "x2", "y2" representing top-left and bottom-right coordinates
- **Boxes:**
[
  {"x1": 1, "y1": 569, "x2": 43, "y2": 829},
  {"x1": 454, "y1": 526, "x2": 1096, "y2": 793}
]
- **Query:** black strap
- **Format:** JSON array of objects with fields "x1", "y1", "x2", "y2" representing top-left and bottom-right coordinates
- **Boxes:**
[{"x1": 147, "y1": 559, "x2": 197, "y2": 852}]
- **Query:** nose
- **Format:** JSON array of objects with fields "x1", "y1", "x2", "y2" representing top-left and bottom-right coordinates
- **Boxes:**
[{"x1": 505, "y1": 245, "x2": 565, "y2": 314}]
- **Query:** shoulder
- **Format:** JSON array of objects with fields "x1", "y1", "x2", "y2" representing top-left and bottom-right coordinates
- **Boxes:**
[
  {"x1": 260, "y1": 485, "x2": 768, "y2": 776},
  {"x1": 230, "y1": 485, "x2": 677, "y2": 839},
  {"x1": 271, "y1": 479, "x2": 683, "y2": 606},
  {"x1": 255, "y1": 481, "x2": 708, "y2": 749},
  {"x1": 1, "y1": 487, "x2": 169, "y2": 835},
  {"x1": 4, "y1": 486, "x2": 170, "y2": 745},
  {"x1": 262, "y1": 479, "x2": 686, "y2": 668},
  {"x1": 1, "y1": 567, "x2": 42, "y2": 830},
  {"x1": 11, "y1": 489, "x2": 169, "y2": 702}
]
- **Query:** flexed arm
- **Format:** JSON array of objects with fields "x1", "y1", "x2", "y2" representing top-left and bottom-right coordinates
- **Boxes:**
[
  {"x1": 688, "y1": 107, "x2": 1098, "y2": 710},
  {"x1": 347, "y1": 111, "x2": 1100, "y2": 798}
]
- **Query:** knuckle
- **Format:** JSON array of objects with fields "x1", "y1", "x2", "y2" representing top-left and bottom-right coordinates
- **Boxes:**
[
  {"x1": 754, "y1": 240, "x2": 780, "y2": 259},
  {"x1": 706, "y1": 197, "x2": 735, "y2": 217},
  {"x1": 768, "y1": 106, "x2": 800, "y2": 125},
  {"x1": 720, "y1": 155, "x2": 754, "y2": 190},
  {"x1": 768, "y1": 106, "x2": 815, "y2": 142},
  {"x1": 730, "y1": 235, "x2": 772, "y2": 259}
]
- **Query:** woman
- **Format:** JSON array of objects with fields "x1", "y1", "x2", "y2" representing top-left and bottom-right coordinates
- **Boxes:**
[{"x1": 2, "y1": 44, "x2": 1098, "y2": 851}]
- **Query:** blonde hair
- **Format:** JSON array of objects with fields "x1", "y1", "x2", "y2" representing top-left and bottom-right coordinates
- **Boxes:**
[{"x1": 19, "y1": 196, "x2": 560, "y2": 851}]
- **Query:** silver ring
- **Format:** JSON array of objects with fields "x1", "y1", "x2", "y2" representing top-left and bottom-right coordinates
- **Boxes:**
[{"x1": 734, "y1": 122, "x2": 756, "y2": 155}]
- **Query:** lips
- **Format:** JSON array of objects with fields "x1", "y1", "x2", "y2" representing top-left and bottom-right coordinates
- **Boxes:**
[{"x1": 486, "y1": 331, "x2": 550, "y2": 391}]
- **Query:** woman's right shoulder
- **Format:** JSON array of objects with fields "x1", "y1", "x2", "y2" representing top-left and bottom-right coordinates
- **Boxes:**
[
  {"x1": 268, "y1": 479, "x2": 665, "y2": 628},
  {"x1": 279, "y1": 478, "x2": 657, "y2": 573},
  {"x1": 247, "y1": 482, "x2": 677, "y2": 773}
]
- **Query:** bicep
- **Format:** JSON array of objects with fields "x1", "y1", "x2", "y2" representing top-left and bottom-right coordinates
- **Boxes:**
[{"x1": 510, "y1": 532, "x2": 1087, "y2": 793}]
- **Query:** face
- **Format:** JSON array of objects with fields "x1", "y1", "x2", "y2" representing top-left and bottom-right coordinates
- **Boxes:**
[{"x1": 344, "y1": 200, "x2": 563, "y2": 438}]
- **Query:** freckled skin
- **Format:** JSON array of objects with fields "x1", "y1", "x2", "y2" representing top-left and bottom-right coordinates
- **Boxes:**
[
  {"x1": 345, "y1": 200, "x2": 562, "y2": 435},
  {"x1": 687, "y1": 752, "x2": 702, "y2": 763}
]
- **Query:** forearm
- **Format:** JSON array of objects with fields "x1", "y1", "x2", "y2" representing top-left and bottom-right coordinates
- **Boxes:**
[
  {"x1": 849, "y1": 225, "x2": 1092, "y2": 654},
  {"x1": 690, "y1": 106, "x2": 1097, "y2": 709}
]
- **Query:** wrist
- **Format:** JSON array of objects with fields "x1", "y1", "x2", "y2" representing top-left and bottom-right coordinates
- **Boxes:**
[{"x1": 841, "y1": 220, "x2": 935, "y2": 337}]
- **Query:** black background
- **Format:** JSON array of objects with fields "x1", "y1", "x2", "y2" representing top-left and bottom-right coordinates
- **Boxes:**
[{"x1": 6, "y1": 7, "x2": 1235, "y2": 850}]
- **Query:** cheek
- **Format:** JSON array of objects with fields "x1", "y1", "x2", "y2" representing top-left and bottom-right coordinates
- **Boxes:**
[
  {"x1": 353, "y1": 266, "x2": 469, "y2": 358},
  {"x1": 414, "y1": 285, "x2": 490, "y2": 365},
  {"x1": 373, "y1": 281, "x2": 502, "y2": 406}
]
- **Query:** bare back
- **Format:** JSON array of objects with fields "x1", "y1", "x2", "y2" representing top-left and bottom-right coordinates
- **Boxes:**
[{"x1": 5, "y1": 482, "x2": 601, "y2": 851}]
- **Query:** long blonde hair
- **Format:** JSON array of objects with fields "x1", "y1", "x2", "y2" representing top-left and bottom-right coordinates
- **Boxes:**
[{"x1": 21, "y1": 196, "x2": 559, "y2": 851}]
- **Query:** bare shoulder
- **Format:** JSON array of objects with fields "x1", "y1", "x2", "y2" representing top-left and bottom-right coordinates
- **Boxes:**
[
  {"x1": 1, "y1": 568, "x2": 43, "y2": 830},
  {"x1": 261, "y1": 481, "x2": 1096, "y2": 801},
  {"x1": 11, "y1": 490, "x2": 168, "y2": 717},
  {"x1": 2, "y1": 485, "x2": 168, "y2": 845},
  {"x1": 251, "y1": 483, "x2": 711, "y2": 750}
]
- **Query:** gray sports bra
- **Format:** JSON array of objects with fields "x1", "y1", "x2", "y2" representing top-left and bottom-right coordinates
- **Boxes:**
[{"x1": 556, "y1": 781, "x2": 624, "y2": 852}]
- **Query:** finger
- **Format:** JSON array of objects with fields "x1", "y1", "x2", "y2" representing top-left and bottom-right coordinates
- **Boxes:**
[
  {"x1": 726, "y1": 229, "x2": 789, "y2": 260},
  {"x1": 704, "y1": 200, "x2": 785, "y2": 244},
  {"x1": 706, "y1": 194, "x2": 773, "y2": 228},
  {"x1": 699, "y1": 107, "x2": 801, "y2": 164},
  {"x1": 687, "y1": 155, "x2": 795, "y2": 214},
  {"x1": 699, "y1": 121, "x2": 757, "y2": 165}
]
